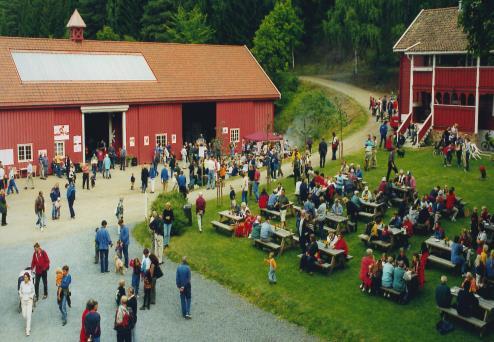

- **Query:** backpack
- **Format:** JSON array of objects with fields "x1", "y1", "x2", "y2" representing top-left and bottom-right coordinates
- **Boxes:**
[
  {"x1": 436, "y1": 319, "x2": 455, "y2": 335},
  {"x1": 114, "y1": 308, "x2": 130, "y2": 331}
]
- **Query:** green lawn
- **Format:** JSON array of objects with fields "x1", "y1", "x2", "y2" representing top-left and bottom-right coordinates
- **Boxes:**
[{"x1": 134, "y1": 148, "x2": 493, "y2": 341}]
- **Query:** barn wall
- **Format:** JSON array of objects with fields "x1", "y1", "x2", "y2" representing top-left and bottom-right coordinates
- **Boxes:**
[
  {"x1": 435, "y1": 67, "x2": 476, "y2": 92},
  {"x1": 480, "y1": 67, "x2": 494, "y2": 93},
  {"x1": 217, "y1": 101, "x2": 255, "y2": 152},
  {"x1": 434, "y1": 105, "x2": 475, "y2": 132},
  {"x1": 399, "y1": 55, "x2": 411, "y2": 114}
]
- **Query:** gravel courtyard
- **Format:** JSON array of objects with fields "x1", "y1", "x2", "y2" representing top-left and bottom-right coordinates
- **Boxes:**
[{"x1": 0, "y1": 225, "x2": 317, "y2": 341}]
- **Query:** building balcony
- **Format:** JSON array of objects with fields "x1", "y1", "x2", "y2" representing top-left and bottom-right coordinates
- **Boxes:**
[{"x1": 435, "y1": 67, "x2": 476, "y2": 91}]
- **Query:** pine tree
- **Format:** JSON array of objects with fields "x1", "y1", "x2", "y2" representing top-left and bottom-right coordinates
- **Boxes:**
[
  {"x1": 79, "y1": 0, "x2": 107, "y2": 38},
  {"x1": 162, "y1": 5, "x2": 214, "y2": 43},
  {"x1": 140, "y1": 0, "x2": 176, "y2": 41}
]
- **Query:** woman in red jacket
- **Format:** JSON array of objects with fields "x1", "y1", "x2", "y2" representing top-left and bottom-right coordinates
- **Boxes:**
[
  {"x1": 258, "y1": 188, "x2": 269, "y2": 209},
  {"x1": 359, "y1": 249, "x2": 374, "y2": 293},
  {"x1": 445, "y1": 189, "x2": 459, "y2": 222},
  {"x1": 30, "y1": 242, "x2": 50, "y2": 300},
  {"x1": 334, "y1": 232, "x2": 349, "y2": 256}
]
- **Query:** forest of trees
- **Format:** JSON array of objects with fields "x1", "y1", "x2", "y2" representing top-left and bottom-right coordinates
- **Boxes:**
[{"x1": 0, "y1": 0, "x2": 491, "y2": 84}]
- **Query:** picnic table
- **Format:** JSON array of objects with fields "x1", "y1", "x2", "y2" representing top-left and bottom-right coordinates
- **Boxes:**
[
  {"x1": 381, "y1": 225, "x2": 406, "y2": 248},
  {"x1": 261, "y1": 201, "x2": 295, "y2": 220},
  {"x1": 254, "y1": 225, "x2": 294, "y2": 256},
  {"x1": 425, "y1": 236, "x2": 467, "y2": 270},
  {"x1": 325, "y1": 213, "x2": 349, "y2": 231},
  {"x1": 218, "y1": 210, "x2": 244, "y2": 223},
  {"x1": 358, "y1": 200, "x2": 385, "y2": 220},
  {"x1": 392, "y1": 184, "x2": 413, "y2": 199},
  {"x1": 273, "y1": 227, "x2": 294, "y2": 255},
  {"x1": 316, "y1": 240, "x2": 346, "y2": 272},
  {"x1": 212, "y1": 210, "x2": 245, "y2": 236}
]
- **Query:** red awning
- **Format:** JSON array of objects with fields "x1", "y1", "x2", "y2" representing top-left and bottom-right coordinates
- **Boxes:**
[{"x1": 243, "y1": 131, "x2": 283, "y2": 142}]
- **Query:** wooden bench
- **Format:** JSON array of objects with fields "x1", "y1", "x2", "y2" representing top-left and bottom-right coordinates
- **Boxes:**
[
  {"x1": 292, "y1": 235, "x2": 299, "y2": 243},
  {"x1": 358, "y1": 234, "x2": 392, "y2": 251},
  {"x1": 260, "y1": 208, "x2": 282, "y2": 219},
  {"x1": 358, "y1": 211, "x2": 376, "y2": 220},
  {"x1": 391, "y1": 197, "x2": 404, "y2": 205},
  {"x1": 427, "y1": 255, "x2": 455, "y2": 269},
  {"x1": 297, "y1": 254, "x2": 332, "y2": 273},
  {"x1": 381, "y1": 286, "x2": 402, "y2": 297},
  {"x1": 323, "y1": 226, "x2": 337, "y2": 235},
  {"x1": 347, "y1": 221, "x2": 356, "y2": 232},
  {"x1": 438, "y1": 307, "x2": 487, "y2": 337},
  {"x1": 254, "y1": 239, "x2": 281, "y2": 253},
  {"x1": 211, "y1": 220, "x2": 235, "y2": 236}
]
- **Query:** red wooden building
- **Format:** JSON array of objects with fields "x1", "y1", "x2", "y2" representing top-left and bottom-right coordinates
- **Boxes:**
[
  {"x1": 0, "y1": 10, "x2": 280, "y2": 170},
  {"x1": 393, "y1": 6, "x2": 494, "y2": 143}
]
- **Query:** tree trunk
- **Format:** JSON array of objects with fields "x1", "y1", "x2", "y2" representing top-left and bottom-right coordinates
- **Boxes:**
[{"x1": 292, "y1": 46, "x2": 295, "y2": 69}]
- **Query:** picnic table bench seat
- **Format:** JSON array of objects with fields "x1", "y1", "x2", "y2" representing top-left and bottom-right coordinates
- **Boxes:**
[
  {"x1": 358, "y1": 234, "x2": 392, "y2": 250},
  {"x1": 254, "y1": 239, "x2": 281, "y2": 253},
  {"x1": 260, "y1": 208, "x2": 282, "y2": 219},
  {"x1": 391, "y1": 197, "x2": 404, "y2": 205},
  {"x1": 381, "y1": 286, "x2": 402, "y2": 297},
  {"x1": 358, "y1": 211, "x2": 376, "y2": 220},
  {"x1": 211, "y1": 220, "x2": 235, "y2": 236},
  {"x1": 323, "y1": 226, "x2": 337, "y2": 235},
  {"x1": 297, "y1": 254, "x2": 332, "y2": 272},
  {"x1": 427, "y1": 254, "x2": 455, "y2": 269},
  {"x1": 347, "y1": 221, "x2": 356, "y2": 232},
  {"x1": 438, "y1": 307, "x2": 487, "y2": 337}
]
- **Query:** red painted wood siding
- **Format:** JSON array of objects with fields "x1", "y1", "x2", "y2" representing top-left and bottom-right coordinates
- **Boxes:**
[
  {"x1": 435, "y1": 67, "x2": 476, "y2": 92},
  {"x1": 399, "y1": 55, "x2": 410, "y2": 114},
  {"x1": 0, "y1": 107, "x2": 82, "y2": 169},
  {"x1": 254, "y1": 101, "x2": 274, "y2": 132},
  {"x1": 413, "y1": 71, "x2": 432, "y2": 90},
  {"x1": 125, "y1": 104, "x2": 182, "y2": 164},
  {"x1": 479, "y1": 67, "x2": 494, "y2": 93},
  {"x1": 434, "y1": 105, "x2": 475, "y2": 132}
]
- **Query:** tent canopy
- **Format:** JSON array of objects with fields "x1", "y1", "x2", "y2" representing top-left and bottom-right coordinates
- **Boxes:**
[{"x1": 244, "y1": 131, "x2": 283, "y2": 142}]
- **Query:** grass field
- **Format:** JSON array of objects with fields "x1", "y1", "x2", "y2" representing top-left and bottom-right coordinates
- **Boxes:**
[{"x1": 134, "y1": 148, "x2": 494, "y2": 341}]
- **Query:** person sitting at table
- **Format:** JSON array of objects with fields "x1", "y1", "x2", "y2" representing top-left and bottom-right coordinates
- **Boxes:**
[
  {"x1": 445, "y1": 189, "x2": 459, "y2": 222},
  {"x1": 310, "y1": 187, "x2": 321, "y2": 208},
  {"x1": 457, "y1": 278, "x2": 479, "y2": 318},
  {"x1": 333, "y1": 232, "x2": 348, "y2": 257},
  {"x1": 355, "y1": 164, "x2": 363, "y2": 179},
  {"x1": 239, "y1": 202, "x2": 251, "y2": 218},
  {"x1": 380, "y1": 225, "x2": 391, "y2": 243},
  {"x1": 394, "y1": 169, "x2": 406, "y2": 186},
  {"x1": 435, "y1": 275, "x2": 452, "y2": 309},
  {"x1": 458, "y1": 229, "x2": 472, "y2": 248},
  {"x1": 331, "y1": 199, "x2": 344, "y2": 216},
  {"x1": 351, "y1": 191, "x2": 361, "y2": 208},
  {"x1": 303, "y1": 198, "x2": 315, "y2": 219},
  {"x1": 361, "y1": 186, "x2": 373, "y2": 202},
  {"x1": 258, "y1": 188, "x2": 269, "y2": 210},
  {"x1": 334, "y1": 172, "x2": 345, "y2": 195},
  {"x1": 433, "y1": 222, "x2": 445, "y2": 240},
  {"x1": 451, "y1": 235, "x2": 467, "y2": 275},
  {"x1": 315, "y1": 197, "x2": 327, "y2": 238},
  {"x1": 326, "y1": 231, "x2": 337, "y2": 249},
  {"x1": 382, "y1": 257, "x2": 395, "y2": 295},
  {"x1": 267, "y1": 190, "x2": 278, "y2": 210},
  {"x1": 402, "y1": 216, "x2": 414, "y2": 237},
  {"x1": 392, "y1": 260, "x2": 407, "y2": 298},
  {"x1": 260, "y1": 219, "x2": 275, "y2": 242},
  {"x1": 486, "y1": 250, "x2": 494, "y2": 280},
  {"x1": 299, "y1": 178, "x2": 309, "y2": 203},
  {"x1": 250, "y1": 216, "x2": 262, "y2": 240},
  {"x1": 340, "y1": 160, "x2": 349, "y2": 174},
  {"x1": 300, "y1": 234, "x2": 318, "y2": 274},
  {"x1": 360, "y1": 248, "x2": 375, "y2": 293},
  {"x1": 480, "y1": 206, "x2": 490, "y2": 222},
  {"x1": 476, "y1": 226, "x2": 487, "y2": 248},
  {"x1": 396, "y1": 247, "x2": 410, "y2": 268},
  {"x1": 389, "y1": 211, "x2": 402, "y2": 228},
  {"x1": 417, "y1": 204, "x2": 432, "y2": 232},
  {"x1": 477, "y1": 276, "x2": 493, "y2": 300},
  {"x1": 404, "y1": 171, "x2": 416, "y2": 191},
  {"x1": 411, "y1": 252, "x2": 425, "y2": 289},
  {"x1": 370, "y1": 256, "x2": 383, "y2": 294}
]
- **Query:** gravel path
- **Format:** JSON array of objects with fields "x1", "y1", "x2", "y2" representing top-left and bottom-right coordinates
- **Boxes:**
[{"x1": 0, "y1": 226, "x2": 318, "y2": 341}]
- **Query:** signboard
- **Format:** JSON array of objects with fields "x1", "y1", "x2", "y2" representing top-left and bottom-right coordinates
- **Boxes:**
[
  {"x1": 0, "y1": 149, "x2": 14, "y2": 165},
  {"x1": 54, "y1": 125, "x2": 69, "y2": 141},
  {"x1": 129, "y1": 137, "x2": 135, "y2": 147},
  {"x1": 222, "y1": 127, "x2": 228, "y2": 134},
  {"x1": 144, "y1": 136, "x2": 149, "y2": 146},
  {"x1": 171, "y1": 134, "x2": 176, "y2": 144}
]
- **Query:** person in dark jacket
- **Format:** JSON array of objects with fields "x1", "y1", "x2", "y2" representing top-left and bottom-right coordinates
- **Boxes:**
[
  {"x1": 195, "y1": 193, "x2": 206, "y2": 233},
  {"x1": 435, "y1": 275, "x2": 452, "y2": 308},
  {"x1": 318, "y1": 138, "x2": 328, "y2": 168},
  {"x1": 84, "y1": 300, "x2": 101, "y2": 342},
  {"x1": 66, "y1": 182, "x2": 76, "y2": 219},
  {"x1": 176, "y1": 256, "x2": 192, "y2": 319},
  {"x1": 457, "y1": 280, "x2": 479, "y2": 317},
  {"x1": 300, "y1": 234, "x2": 318, "y2": 273},
  {"x1": 162, "y1": 202, "x2": 174, "y2": 248},
  {"x1": 346, "y1": 198, "x2": 359, "y2": 232},
  {"x1": 126, "y1": 287, "x2": 138, "y2": 341},
  {"x1": 379, "y1": 122, "x2": 388, "y2": 148},
  {"x1": 141, "y1": 166, "x2": 149, "y2": 193},
  {"x1": 299, "y1": 178, "x2": 309, "y2": 203}
]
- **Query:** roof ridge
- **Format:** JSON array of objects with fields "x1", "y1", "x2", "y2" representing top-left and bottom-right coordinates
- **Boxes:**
[{"x1": 421, "y1": 6, "x2": 459, "y2": 13}]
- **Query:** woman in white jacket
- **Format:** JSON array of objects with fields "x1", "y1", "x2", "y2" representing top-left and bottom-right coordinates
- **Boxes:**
[{"x1": 19, "y1": 272, "x2": 35, "y2": 336}]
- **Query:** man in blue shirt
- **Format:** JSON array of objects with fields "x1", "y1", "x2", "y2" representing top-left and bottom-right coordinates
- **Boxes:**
[
  {"x1": 66, "y1": 182, "x2": 76, "y2": 219},
  {"x1": 379, "y1": 121, "x2": 388, "y2": 148},
  {"x1": 118, "y1": 219, "x2": 130, "y2": 268},
  {"x1": 267, "y1": 191, "x2": 278, "y2": 210},
  {"x1": 176, "y1": 256, "x2": 192, "y2": 319},
  {"x1": 178, "y1": 171, "x2": 187, "y2": 198},
  {"x1": 260, "y1": 219, "x2": 275, "y2": 242},
  {"x1": 160, "y1": 165, "x2": 169, "y2": 192},
  {"x1": 59, "y1": 265, "x2": 72, "y2": 325},
  {"x1": 95, "y1": 220, "x2": 112, "y2": 273}
]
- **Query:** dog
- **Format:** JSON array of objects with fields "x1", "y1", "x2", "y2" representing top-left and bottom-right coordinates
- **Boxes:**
[
  {"x1": 470, "y1": 143, "x2": 485, "y2": 160},
  {"x1": 114, "y1": 255, "x2": 125, "y2": 275},
  {"x1": 90, "y1": 175, "x2": 96, "y2": 188}
]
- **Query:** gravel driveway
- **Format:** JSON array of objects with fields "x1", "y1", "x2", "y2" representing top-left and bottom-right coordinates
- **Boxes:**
[{"x1": 0, "y1": 225, "x2": 317, "y2": 341}]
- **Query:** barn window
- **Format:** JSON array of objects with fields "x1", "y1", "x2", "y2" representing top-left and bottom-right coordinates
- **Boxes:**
[
  {"x1": 155, "y1": 133, "x2": 167, "y2": 148},
  {"x1": 443, "y1": 93, "x2": 450, "y2": 104},
  {"x1": 18, "y1": 144, "x2": 33, "y2": 162},
  {"x1": 54, "y1": 141, "x2": 65, "y2": 157},
  {"x1": 230, "y1": 128, "x2": 240, "y2": 143},
  {"x1": 435, "y1": 92, "x2": 442, "y2": 104},
  {"x1": 451, "y1": 93, "x2": 459, "y2": 105},
  {"x1": 468, "y1": 94, "x2": 475, "y2": 106},
  {"x1": 460, "y1": 93, "x2": 466, "y2": 106}
]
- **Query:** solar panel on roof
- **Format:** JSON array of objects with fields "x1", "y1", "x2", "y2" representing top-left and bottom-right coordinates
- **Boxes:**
[{"x1": 11, "y1": 51, "x2": 156, "y2": 82}]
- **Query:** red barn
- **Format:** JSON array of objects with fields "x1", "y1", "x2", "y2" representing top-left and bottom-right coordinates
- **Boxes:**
[
  {"x1": 393, "y1": 6, "x2": 494, "y2": 144},
  {"x1": 0, "y1": 10, "x2": 280, "y2": 171}
]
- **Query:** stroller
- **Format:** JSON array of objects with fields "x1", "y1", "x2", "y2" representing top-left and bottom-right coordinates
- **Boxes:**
[{"x1": 17, "y1": 267, "x2": 35, "y2": 313}]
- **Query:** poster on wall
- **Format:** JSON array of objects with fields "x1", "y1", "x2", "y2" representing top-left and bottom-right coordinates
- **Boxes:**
[
  {"x1": 74, "y1": 144, "x2": 81, "y2": 153},
  {"x1": 54, "y1": 125, "x2": 69, "y2": 141},
  {"x1": 0, "y1": 149, "x2": 14, "y2": 165},
  {"x1": 129, "y1": 137, "x2": 135, "y2": 147},
  {"x1": 172, "y1": 134, "x2": 176, "y2": 144},
  {"x1": 73, "y1": 135, "x2": 82, "y2": 153},
  {"x1": 144, "y1": 136, "x2": 149, "y2": 146},
  {"x1": 222, "y1": 127, "x2": 228, "y2": 134},
  {"x1": 38, "y1": 149, "x2": 47, "y2": 157}
]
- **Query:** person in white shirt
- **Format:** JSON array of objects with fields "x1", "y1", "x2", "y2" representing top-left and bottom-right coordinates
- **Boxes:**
[
  {"x1": 315, "y1": 198, "x2": 327, "y2": 238},
  {"x1": 25, "y1": 162, "x2": 35, "y2": 189},
  {"x1": 331, "y1": 199, "x2": 344, "y2": 216},
  {"x1": 181, "y1": 146, "x2": 188, "y2": 166},
  {"x1": 241, "y1": 173, "x2": 249, "y2": 203},
  {"x1": 0, "y1": 162, "x2": 5, "y2": 189},
  {"x1": 19, "y1": 272, "x2": 35, "y2": 336},
  {"x1": 141, "y1": 248, "x2": 151, "y2": 274}
]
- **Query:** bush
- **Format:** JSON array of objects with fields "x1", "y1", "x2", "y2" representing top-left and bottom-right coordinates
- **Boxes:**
[{"x1": 150, "y1": 192, "x2": 189, "y2": 236}]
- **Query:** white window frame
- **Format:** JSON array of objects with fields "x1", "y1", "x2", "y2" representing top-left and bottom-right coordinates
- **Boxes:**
[
  {"x1": 54, "y1": 141, "x2": 65, "y2": 157},
  {"x1": 17, "y1": 143, "x2": 33, "y2": 162},
  {"x1": 155, "y1": 133, "x2": 167, "y2": 147},
  {"x1": 230, "y1": 128, "x2": 240, "y2": 143}
]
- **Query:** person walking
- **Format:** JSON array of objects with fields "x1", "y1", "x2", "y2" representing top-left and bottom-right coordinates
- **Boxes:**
[
  {"x1": 119, "y1": 219, "x2": 130, "y2": 268},
  {"x1": 7, "y1": 167, "x2": 19, "y2": 195},
  {"x1": 115, "y1": 197, "x2": 124, "y2": 231},
  {"x1": 176, "y1": 256, "x2": 192, "y2": 319},
  {"x1": 141, "y1": 166, "x2": 149, "y2": 193},
  {"x1": 58, "y1": 265, "x2": 72, "y2": 326},
  {"x1": 120, "y1": 146, "x2": 127, "y2": 171},
  {"x1": 386, "y1": 147, "x2": 399, "y2": 181},
  {"x1": 66, "y1": 182, "x2": 76, "y2": 219},
  {"x1": 24, "y1": 162, "x2": 35, "y2": 189},
  {"x1": 127, "y1": 287, "x2": 138, "y2": 342},
  {"x1": 195, "y1": 192, "x2": 206, "y2": 233},
  {"x1": 31, "y1": 242, "x2": 50, "y2": 301},
  {"x1": 162, "y1": 202, "x2": 174, "y2": 248},
  {"x1": 34, "y1": 191, "x2": 46, "y2": 231},
  {"x1": 149, "y1": 164, "x2": 157, "y2": 193},
  {"x1": 148, "y1": 254, "x2": 162, "y2": 306},
  {"x1": 115, "y1": 296, "x2": 133, "y2": 342},
  {"x1": 95, "y1": 220, "x2": 113, "y2": 273},
  {"x1": 149, "y1": 211, "x2": 164, "y2": 264},
  {"x1": 83, "y1": 300, "x2": 101, "y2": 342},
  {"x1": 160, "y1": 165, "x2": 169, "y2": 192},
  {"x1": 379, "y1": 121, "x2": 388, "y2": 148},
  {"x1": 82, "y1": 163, "x2": 90, "y2": 190},
  {"x1": 318, "y1": 138, "x2": 328, "y2": 168},
  {"x1": 103, "y1": 154, "x2": 111, "y2": 179},
  {"x1": 0, "y1": 189, "x2": 7, "y2": 226},
  {"x1": 331, "y1": 132, "x2": 339, "y2": 160},
  {"x1": 50, "y1": 184, "x2": 61, "y2": 220},
  {"x1": 19, "y1": 272, "x2": 35, "y2": 336}
]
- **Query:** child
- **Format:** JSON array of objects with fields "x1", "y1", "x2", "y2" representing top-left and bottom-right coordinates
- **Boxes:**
[
  {"x1": 130, "y1": 258, "x2": 141, "y2": 296},
  {"x1": 130, "y1": 173, "x2": 135, "y2": 190},
  {"x1": 229, "y1": 186, "x2": 236, "y2": 209},
  {"x1": 55, "y1": 197, "x2": 61, "y2": 219},
  {"x1": 264, "y1": 252, "x2": 277, "y2": 284},
  {"x1": 115, "y1": 240, "x2": 123, "y2": 260},
  {"x1": 115, "y1": 279, "x2": 126, "y2": 305},
  {"x1": 55, "y1": 267, "x2": 71, "y2": 307},
  {"x1": 141, "y1": 270, "x2": 152, "y2": 310}
]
